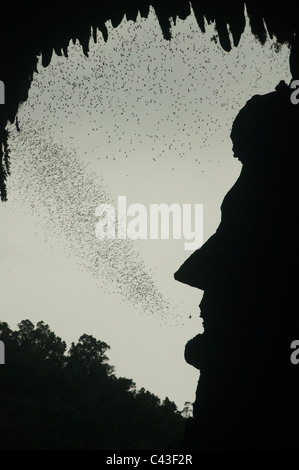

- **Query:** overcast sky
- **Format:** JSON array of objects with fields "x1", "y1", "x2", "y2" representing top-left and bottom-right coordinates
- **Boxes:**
[{"x1": 0, "y1": 7, "x2": 291, "y2": 409}]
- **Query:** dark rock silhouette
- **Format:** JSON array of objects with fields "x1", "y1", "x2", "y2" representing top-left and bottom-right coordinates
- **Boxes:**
[
  {"x1": 1, "y1": 1, "x2": 299, "y2": 200},
  {"x1": 175, "y1": 80, "x2": 299, "y2": 449}
]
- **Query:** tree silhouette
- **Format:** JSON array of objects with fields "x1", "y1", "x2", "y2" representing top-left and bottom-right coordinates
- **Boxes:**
[
  {"x1": 0, "y1": 319, "x2": 186, "y2": 450},
  {"x1": 67, "y1": 333, "x2": 114, "y2": 376}
]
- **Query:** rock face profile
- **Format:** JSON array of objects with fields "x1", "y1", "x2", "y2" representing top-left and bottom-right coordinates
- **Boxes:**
[{"x1": 175, "y1": 80, "x2": 299, "y2": 450}]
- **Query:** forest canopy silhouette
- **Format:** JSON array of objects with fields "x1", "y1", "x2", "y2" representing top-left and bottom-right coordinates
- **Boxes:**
[{"x1": 0, "y1": 320, "x2": 188, "y2": 450}]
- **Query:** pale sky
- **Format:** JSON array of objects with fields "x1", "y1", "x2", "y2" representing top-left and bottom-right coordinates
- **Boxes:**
[{"x1": 0, "y1": 8, "x2": 291, "y2": 410}]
